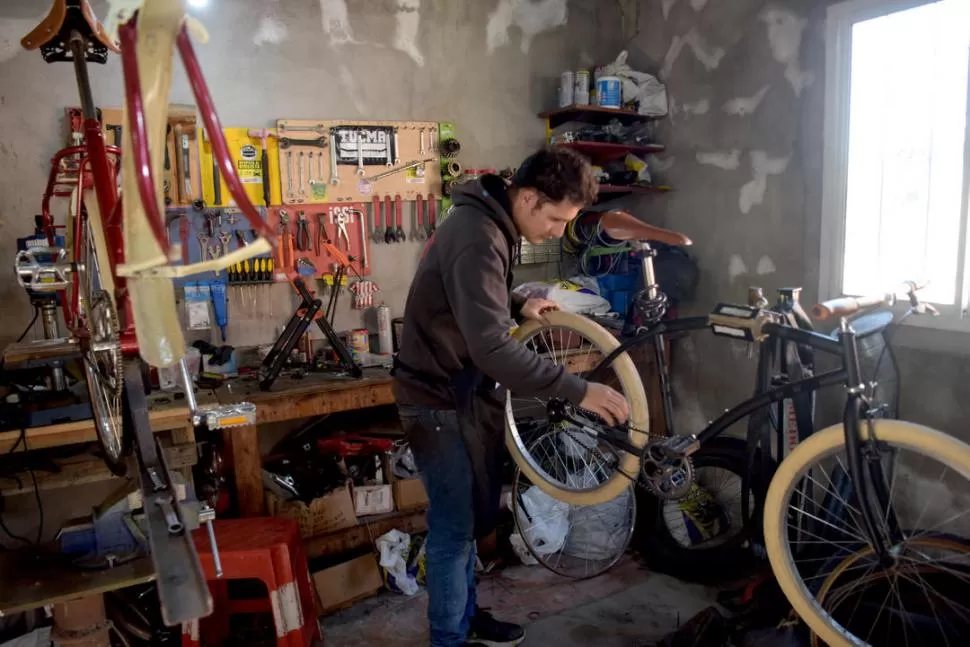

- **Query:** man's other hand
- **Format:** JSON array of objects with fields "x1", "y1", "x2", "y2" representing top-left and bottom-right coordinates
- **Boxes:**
[
  {"x1": 521, "y1": 298, "x2": 559, "y2": 323},
  {"x1": 579, "y1": 382, "x2": 630, "y2": 427}
]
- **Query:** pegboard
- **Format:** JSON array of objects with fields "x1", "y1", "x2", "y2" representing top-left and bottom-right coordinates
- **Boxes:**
[
  {"x1": 276, "y1": 119, "x2": 441, "y2": 204},
  {"x1": 165, "y1": 206, "x2": 274, "y2": 284},
  {"x1": 268, "y1": 203, "x2": 371, "y2": 279}
]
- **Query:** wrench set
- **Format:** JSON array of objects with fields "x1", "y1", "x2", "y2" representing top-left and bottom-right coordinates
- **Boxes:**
[
  {"x1": 277, "y1": 119, "x2": 442, "y2": 204},
  {"x1": 370, "y1": 193, "x2": 439, "y2": 245}
]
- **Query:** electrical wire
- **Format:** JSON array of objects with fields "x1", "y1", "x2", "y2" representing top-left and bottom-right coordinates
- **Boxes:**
[{"x1": 16, "y1": 307, "x2": 39, "y2": 343}]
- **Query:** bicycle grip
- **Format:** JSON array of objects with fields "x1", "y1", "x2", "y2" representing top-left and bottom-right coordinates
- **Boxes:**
[{"x1": 811, "y1": 294, "x2": 886, "y2": 320}]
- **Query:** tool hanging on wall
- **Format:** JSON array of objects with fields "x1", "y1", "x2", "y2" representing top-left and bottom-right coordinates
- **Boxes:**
[
  {"x1": 427, "y1": 194, "x2": 437, "y2": 236},
  {"x1": 350, "y1": 280, "x2": 379, "y2": 309},
  {"x1": 383, "y1": 195, "x2": 394, "y2": 244},
  {"x1": 393, "y1": 194, "x2": 406, "y2": 243},
  {"x1": 295, "y1": 211, "x2": 311, "y2": 252},
  {"x1": 371, "y1": 196, "x2": 383, "y2": 244},
  {"x1": 440, "y1": 137, "x2": 461, "y2": 158},
  {"x1": 247, "y1": 128, "x2": 278, "y2": 207}
]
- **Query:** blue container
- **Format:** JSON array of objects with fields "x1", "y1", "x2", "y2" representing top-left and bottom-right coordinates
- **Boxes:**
[{"x1": 596, "y1": 76, "x2": 622, "y2": 109}]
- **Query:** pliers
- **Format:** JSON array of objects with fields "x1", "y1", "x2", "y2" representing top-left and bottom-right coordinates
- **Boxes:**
[
  {"x1": 334, "y1": 211, "x2": 351, "y2": 250},
  {"x1": 295, "y1": 210, "x2": 311, "y2": 252}
]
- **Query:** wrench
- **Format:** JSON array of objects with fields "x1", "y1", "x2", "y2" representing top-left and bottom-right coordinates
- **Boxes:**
[
  {"x1": 209, "y1": 246, "x2": 221, "y2": 275},
  {"x1": 385, "y1": 136, "x2": 393, "y2": 167},
  {"x1": 363, "y1": 158, "x2": 433, "y2": 183},
  {"x1": 359, "y1": 210, "x2": 369, "y2": 270},
  {"x1": 427, "y1": 194, "x2": 437, "y2": 236},
  {"x1": 329, "y1": 129, "x2": 340, "y2": 185},
  {"x1": 412, "y1": 194, "x2": 424, "y2": 240},
  {"x1": 298, "y1": 151, "x2": 305, "y2": 196},
  {"x1": 197, "y1": 233, "x2": 209, "y2": 261},
  {"x1": 286, "y1": 151, "x2": 294, "y2": 197},
  {"x1": 384, "y1": 195, "x2": 395, "y2": 244},
  {"x1": 280, "y1": 123, "x2": 326, "y2": 132},
  {"x1": 393, "y1": 128, "x2": 400, "y2": 164},
  {"x1": 279, "y1": 136, "x2": 327, "y2": 149},
  {"x1": 219, "y1": 231, "x2": 231, "y2": 257},
  {"x1": 318, "y1": 151, "x2": 324, "y2": 180},
  {"x1": 372, "y1": 196, "x2": 384, "y2": 244},
  {"x1": 308, "y1": 151, "x2": 315, "y2": 182},
  {"x1": 419, "y1": 127, "x2": 426, "y2": 155},
  {"x1": 356, "y1": 138, "x2": 365, "y2": 176},
  {"x1": 180, "y1": 131, "x2": 192, "y2": 197},
  {"x1": 394, "y1": 194, "x2": 406, "y2": 243}
]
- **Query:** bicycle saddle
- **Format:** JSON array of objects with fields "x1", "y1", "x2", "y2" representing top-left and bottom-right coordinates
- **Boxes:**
[
  {"x1": 21, "y1": 0, "x2": 119, "y2": 64},
  {"x1": 599, "y1": 209, "x2": 693, "y2": 247}
]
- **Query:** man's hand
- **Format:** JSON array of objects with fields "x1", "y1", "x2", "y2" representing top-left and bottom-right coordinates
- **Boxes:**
[
  {"x1": 579, "y1": 382, "x2": 630, "y2": 427},
  {"x1": 520, "y1": 298, "x2": 559, "y2": 324}
]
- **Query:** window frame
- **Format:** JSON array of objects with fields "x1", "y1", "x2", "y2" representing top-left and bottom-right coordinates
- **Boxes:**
[{"x1": 819, "y1": 0, "x2": 970, "y2": 336}]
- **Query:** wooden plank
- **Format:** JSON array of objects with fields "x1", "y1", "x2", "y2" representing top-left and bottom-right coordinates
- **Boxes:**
[
  {"x1": 0, "y1": 405, "x2": 191, "y2": 454},
  {"x1": 0, "y1": 552, "x2": 155, "y2": 616},
  {"x1": 303, "y1": 509, "x2": 428, "y2": 560},
  {"x1": 223, "y1": 425, "x2": 263, "y2": 517},
  {"x1": 0, "y1": 445, "x2": 197, "y2": 497}
]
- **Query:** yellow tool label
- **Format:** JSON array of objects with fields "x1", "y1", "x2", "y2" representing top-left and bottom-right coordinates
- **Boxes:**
[{"x1": 237, "y1": 145, "x2": 262, "y2": 184}]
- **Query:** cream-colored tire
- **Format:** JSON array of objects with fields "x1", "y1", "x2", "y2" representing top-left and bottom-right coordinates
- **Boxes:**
[
  {"x1": 763, "y1": 420, "x2": 970, "y2": 647},
  {"x1": 505, "y1": 311, "x2": 649, "y2": 506}
]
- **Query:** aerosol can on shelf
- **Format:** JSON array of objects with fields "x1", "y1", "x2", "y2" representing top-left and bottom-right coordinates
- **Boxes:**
[{"x1": 376, "y1": 303, "x2": 393, "y2": 355}]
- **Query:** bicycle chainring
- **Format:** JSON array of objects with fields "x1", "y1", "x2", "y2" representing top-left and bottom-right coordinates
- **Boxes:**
[
  {"x1": 640, "y1": 439, "x2": 694, "y2": 500},
  {"x1": 86, "y1": 290, "x2": 124, "y2": 398}
]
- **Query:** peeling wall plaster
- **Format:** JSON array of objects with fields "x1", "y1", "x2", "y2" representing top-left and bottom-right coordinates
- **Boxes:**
[
  {"x1": 761, "y1": 8, "x2": 814, "y2": 96},
  {"x1": 756, "y1": 255, "x2": 776, "y2": 275},
  {"x1": 662, "y1": 28, "x2": 725, "y2": 79},
  {"x1": 487, "y1": 0, "x2": 569, "y2": 54},
  {"x1": 728, "y1": 254, "x2": 748, "y2": 282},
  {"x1": 319, "y1": 0, "x2": 356, "y2": 45},
  {"x1": 696, "y1": 149, "x2": 741, "y2": 171},
  {"x1": 253, "y1": 15, "x2": 289, "y2": 46},
  {"x1": 739, "y1": 150, "x2": 790, "y2": 214},
  {"x1": 723, "y1": 85, "x2": 769, "y2": 116},
  {"x1": 393, "y1": 0, "x2": 425, "y2": 66}
]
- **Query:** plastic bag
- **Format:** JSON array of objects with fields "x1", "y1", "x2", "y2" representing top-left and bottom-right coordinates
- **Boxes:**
[
  {"x1": 513, "y1": 485, "x2": 570, "y2": 557},
  {"x1": 597, "y1": 50, "x2": 668, "y2": 116},
  {"x1": 376, "y1": 529, "x2": 421, "y2": 595},
  {"x1": 512, "y1": 280, "x2": 612, "y2": 315}
]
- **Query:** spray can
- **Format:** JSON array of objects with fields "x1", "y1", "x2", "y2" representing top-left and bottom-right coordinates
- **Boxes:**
[
  {"x1": 574, "y1": 69, "x2": 590, "y2": 105},
  {"x1": 559, "y1": 70, "x2": 575, "y2": 107},
  {"x1": 376, "y1": 304, "x2": 393, "y2": 355}
]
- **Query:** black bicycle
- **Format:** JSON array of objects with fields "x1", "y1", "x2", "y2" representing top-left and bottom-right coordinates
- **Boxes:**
[{"x1": 507, "y1": 211, "x2": 970, "y2": 645}]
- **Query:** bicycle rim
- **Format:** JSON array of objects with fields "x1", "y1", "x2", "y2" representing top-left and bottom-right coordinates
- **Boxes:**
[
  {"x1": 505, "y1": 311, "x2": 649, "y2": 506},
  {"x1": 79, "y1": 210, "x2": 127, "y2": 475},
  {"x1": 764, "y1": 421, "x2": 970, "y2": 647},
  {"x1": 511, "y1": 431, "x2": 636, "y2": 579}
]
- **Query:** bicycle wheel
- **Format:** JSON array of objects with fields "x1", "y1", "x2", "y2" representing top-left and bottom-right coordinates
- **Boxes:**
[
  {"x1": 511, "y1": 431, "x2": 635, "y2": 579},
  {"x1": 764, "y1": 420, "x2": 970, "y2": 646},
  {"x1": 77, "y1": 196, "x2": 127, "y2": 475},
  {"x1": 505, "y1": 311, "x2": 649, "y2": 506},
  {"x1": 637, "y1": 437, "x2": 769, "y2": 582}
]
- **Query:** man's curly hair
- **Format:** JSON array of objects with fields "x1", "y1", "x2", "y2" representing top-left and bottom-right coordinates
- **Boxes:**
[{"x1": 511, "y1": 146, "x2": 599, "y2": 207}]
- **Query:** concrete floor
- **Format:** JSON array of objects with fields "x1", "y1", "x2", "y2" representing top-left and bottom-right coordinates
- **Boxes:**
[{"x1": 320, "y1": 556, "x2": 719, "y2": 646}]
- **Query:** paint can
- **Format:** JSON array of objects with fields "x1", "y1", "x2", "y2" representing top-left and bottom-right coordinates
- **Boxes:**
[
  {"x1": 596, "y1": 76, "x2": 622, "y2": 109},
  {"x1": 376, "y1": 304, "x2": 393, "y2": 355},
  {"x1": 559, "y1": 70, "x2": 575, "y2": 107},
  {"x1": 350, "y1": 328, "x2": 370, "y2": 355},
  {"x1": 574, "y1": 69, "x2": 590, "y2": 105}
]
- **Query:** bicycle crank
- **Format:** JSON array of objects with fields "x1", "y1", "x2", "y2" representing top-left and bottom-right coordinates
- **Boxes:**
[{"x1": 640, "y1": 436, "x2": 699, "y2": 499}]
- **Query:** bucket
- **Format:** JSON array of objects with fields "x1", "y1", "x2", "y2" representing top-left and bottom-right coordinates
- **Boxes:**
[{"x1": 596, "y1": 76, "x2": 622, "y2": 109}]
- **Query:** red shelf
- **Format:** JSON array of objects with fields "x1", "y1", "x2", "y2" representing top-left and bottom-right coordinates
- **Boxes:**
[
  {"x1": 558, "y1": 141, "x2": 665, "y2": 162},
  {"x1": 538, "y1": 105, "x2": 659, "y2": 129},
  {"x1": 597, "y1": 184, "x2": 672, "y2": 195}
]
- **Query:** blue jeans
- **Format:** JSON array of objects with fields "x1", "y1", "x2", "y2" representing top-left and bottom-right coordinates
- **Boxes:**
[{"x1": 399, "y1": 405, "x2": 477, "y2": 647}]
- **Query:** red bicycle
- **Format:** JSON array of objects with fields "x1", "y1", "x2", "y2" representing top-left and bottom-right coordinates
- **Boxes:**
[{"x1": 17, "y1": 0, "x2": 277, "y2": 625}]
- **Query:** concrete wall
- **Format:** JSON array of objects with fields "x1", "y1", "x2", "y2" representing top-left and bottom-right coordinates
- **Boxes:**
[
  {"x1": 626, "y1": 0, "x2": 970, "y2": 438},
  {"x1": 0, "y1": 0, "x2": 626, "y2": 545}
]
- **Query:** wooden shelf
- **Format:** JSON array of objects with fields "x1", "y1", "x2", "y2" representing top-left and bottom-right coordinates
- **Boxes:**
[
  {"x1": 558, "y1": 141, "x2": 665, "y2": 163},
  {"x1": 303, "y1": 508, "x2": 427, "y2": 560},
  {"x1": 539, "y1": 104, "x2": 658, "y2": 129}
]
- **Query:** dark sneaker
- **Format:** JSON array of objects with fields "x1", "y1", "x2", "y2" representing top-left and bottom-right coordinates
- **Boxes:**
[{"x1": 466, "y1": 607, "x2": 525, "y2": 646}]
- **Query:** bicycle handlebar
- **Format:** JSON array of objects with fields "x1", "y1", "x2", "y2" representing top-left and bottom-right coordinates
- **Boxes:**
[{"x1": 811, "y1": 281, "x2": 927, "y2": 321}]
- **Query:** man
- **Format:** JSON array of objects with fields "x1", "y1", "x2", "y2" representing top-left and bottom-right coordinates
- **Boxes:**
[{"x1": 393, "y1": 147, "x2": 630, "y2": 647}]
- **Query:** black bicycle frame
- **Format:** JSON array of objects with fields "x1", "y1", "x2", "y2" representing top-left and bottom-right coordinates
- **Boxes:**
[{"x1": 586, "y1": 319, "x2": 848, "y2": 458}]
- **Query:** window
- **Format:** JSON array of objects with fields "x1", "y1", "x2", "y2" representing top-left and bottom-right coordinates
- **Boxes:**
[{"x1": 820, "y1": 0, "x2": 970, "y2": 331}]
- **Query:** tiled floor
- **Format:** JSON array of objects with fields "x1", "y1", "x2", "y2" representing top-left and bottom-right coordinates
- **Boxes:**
[{"x1": 320, "y1": 556, "x2": 718, "y2": 646}]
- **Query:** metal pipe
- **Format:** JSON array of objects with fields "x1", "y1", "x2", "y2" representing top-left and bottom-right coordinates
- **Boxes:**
[
  {"x1": 69, "y1": 33, "x2": 96, "y2": 120},
  {"x1": 177, "y1": 357, "x2": 197, "y2": 414},
  {"x1": 40, "y1": 303, "x2": 67, "y2": 391}
]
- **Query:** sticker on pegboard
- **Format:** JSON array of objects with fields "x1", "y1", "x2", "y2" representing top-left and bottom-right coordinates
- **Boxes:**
[
  {"x1": 237, "y1": 144, "x2": 262, "y2": 184},
  {"x1": 405, "y1": 165, "x2": 427, "y2": 185},
  {"x1": 333, "y1": 125, "x2": 396, "y2": 168}
]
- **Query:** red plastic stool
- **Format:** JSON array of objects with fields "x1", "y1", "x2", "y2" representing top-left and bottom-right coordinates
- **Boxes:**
[{"x1": 180, "y1": 517, "x2": 319, "y2": 647}]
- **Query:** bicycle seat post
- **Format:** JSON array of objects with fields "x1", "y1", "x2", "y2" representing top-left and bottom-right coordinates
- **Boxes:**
[
  {"x1": 68, "y1": 31, "x2": 97, "y2": 120},
  {"x1": 636, "y1": 240, "x2": 659, "y2": 301}
]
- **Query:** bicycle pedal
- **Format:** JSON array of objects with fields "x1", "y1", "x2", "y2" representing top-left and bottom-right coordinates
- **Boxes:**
[
  {"x1": 192, "y1": 402, "x2": 256, "y2": 430},
  {"x1": 14, "y1": 246, "x2": 73, "y2": 291}
]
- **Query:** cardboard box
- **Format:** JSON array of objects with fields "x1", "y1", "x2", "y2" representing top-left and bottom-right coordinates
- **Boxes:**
[
  {"x1": 392, "y1": 478, "x2": 429, "y2": 511},
  {"x1": 313, "y1": 553, "x2": 384, "y2": 614},
  {"x1": 352, "y1": 484, "x2": 394, "y2": 516},
  {"x1": 265, "y1": 486, "x2": 357, "y2": 538}
]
